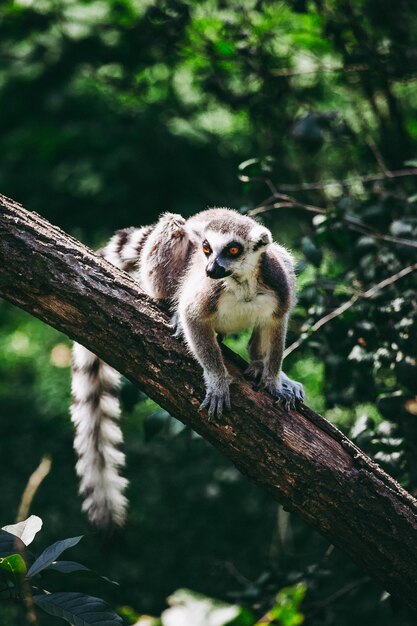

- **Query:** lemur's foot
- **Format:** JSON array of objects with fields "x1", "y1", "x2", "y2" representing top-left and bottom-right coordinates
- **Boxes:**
[
  {"x1": 244, "y1": 360, "x2": 264, "y2": 384},
  {"x1": 199, "y1": 380, "x2": 231, "y2": 419},
  {"x1": 258, "y1": 372, "x2": 304, "y2": 411}
]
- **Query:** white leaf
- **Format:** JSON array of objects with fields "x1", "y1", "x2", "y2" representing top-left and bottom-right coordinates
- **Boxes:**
[{"x1": 2, "y1": 515, "x2": 43, "y2": 546}]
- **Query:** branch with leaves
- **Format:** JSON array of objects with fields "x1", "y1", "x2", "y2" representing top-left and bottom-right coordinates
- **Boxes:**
[
  {"x1": 0, "y1": 516, "x2": 123, "y2": 625},
  {"x1": 284, "y1": 262, "x2": 417, "y2": 357}
]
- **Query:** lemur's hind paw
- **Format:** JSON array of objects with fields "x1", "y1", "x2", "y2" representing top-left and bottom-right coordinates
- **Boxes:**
[
  {"x1": 273, "y1": 373, "x2": 304, "y2": 410},
  {"x1": 245, "y1": 360, "x2": 264, "y2": 384},
  {"x1": 259, "y1": 372, "x2": 304, "y2": 411}
]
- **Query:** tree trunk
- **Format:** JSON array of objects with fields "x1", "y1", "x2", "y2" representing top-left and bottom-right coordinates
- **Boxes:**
[{"x1": 1, "y1": 193, "x2": 417, "y2": 611}]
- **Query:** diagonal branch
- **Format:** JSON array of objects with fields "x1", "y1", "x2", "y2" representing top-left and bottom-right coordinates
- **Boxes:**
[{"x1": 1, "y1": 194, "x2": 417, "y2": 612}]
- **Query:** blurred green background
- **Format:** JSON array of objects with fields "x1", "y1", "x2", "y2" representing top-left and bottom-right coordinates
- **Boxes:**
[{"x1": 1, "y1": 0, "x2": 417, "y2": 624}]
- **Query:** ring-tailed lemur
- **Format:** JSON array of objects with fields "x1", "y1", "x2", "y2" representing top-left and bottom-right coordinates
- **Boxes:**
[{"x1": 71, "y1": 208, "x2": 304, "y2": 527}]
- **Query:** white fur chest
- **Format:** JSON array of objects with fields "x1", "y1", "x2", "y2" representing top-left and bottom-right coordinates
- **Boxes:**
[{"x1": 214, "y1": 278, "x2": 277, "y2": 334}]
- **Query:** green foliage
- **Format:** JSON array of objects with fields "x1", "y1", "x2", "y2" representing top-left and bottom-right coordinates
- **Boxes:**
[
  {"x1": 0, "y1": 516, "x2": 123, "y2": 625},
  {"x1": 119, "y1": 585, "x2": 306, "y2": 626},
  {"x1": 258, "y1": 584, "x2": 306, "y2": 626}
]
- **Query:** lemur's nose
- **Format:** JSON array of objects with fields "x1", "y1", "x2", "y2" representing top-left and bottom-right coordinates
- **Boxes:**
[{"x1": 206, "y1": 260, "x2": 231, "y2": 279}]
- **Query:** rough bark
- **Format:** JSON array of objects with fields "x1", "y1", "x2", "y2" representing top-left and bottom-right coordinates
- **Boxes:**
[{"x1": 1, "y1": 193, "x2": 417, "y2": 610}]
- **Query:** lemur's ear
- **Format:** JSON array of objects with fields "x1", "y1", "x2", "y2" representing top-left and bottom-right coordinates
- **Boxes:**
[
  {"x1": 251, "y1": 224, "x2": 272, "y2": 250},
  {"x1": 185, "y1": 221, "x2": 204, "y2": 243}
]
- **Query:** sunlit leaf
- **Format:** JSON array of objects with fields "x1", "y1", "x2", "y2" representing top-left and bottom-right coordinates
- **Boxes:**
[
  {"x1": 0, "y1": 554, "x2": 27, "y2": 578},
  {"x1": 2, "y1": 515, "x2": 43, "y2": 546},
  {"x1": 162, "y1": 588, "x2": 252, "y2": 626}
]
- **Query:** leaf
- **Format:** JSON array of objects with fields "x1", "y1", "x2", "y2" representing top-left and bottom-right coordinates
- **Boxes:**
[
  {"x1": 0, "y1": 554, "x2": 27, "y2": 578},
  {"x1": 0, "y1": 529, "x2": 27, "y2": 559},
  {"x1": 259, "y1": 583, "x2": 306, "y2": 626},
  {"x1": 33, "y1": 592, "x2": 124, "y2": 626},
  {"x1": 2, "y1": 515, "x2": 43, "y2": 546},
  {"x1": 28, "y1": 536, "x2": 83, "y2": 578},
  {"x1": 46, "y1": 561, "x2": 119, "y2": 585},
  {"x1": 47, "y1": 561, "x2": 90, "y2": 574},
  {"x1": 162, "y1": 588, "x2": 252, "y2": 626},
  {"x1": 301, "y1": 236, "x2": 323, "y2": 267}
]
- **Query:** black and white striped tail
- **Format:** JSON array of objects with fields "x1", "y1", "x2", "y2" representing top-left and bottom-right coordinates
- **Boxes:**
[
  {"x1": 71, "y1": 345, "x2": 127, "y2": 527},
  {"x1": 70, "y1": 225, "x2": 152, "y2": 527},
  {"x1": 71, "y1": 216, "x2": 189, "y2": 526}
]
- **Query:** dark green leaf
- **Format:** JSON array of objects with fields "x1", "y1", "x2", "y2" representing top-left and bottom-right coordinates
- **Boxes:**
[
  {"x1": 46, "y1": 561, "x2": 119, "y2": 585},
  {"x1": 47, "y1": 561, "x2": 90, "y2": 574},
  {"x1": 28, "y1": 536, "x2": 83, "y2": 578},
  {"x1": 301, "y1": 236, "x2": 323, "y2": 267},
  {"x1": 33, "y1": 592, "x2": 124, "y2": 626},
  {"x1": 0, "y1": 530, "x2": 27, "y2": 559}
]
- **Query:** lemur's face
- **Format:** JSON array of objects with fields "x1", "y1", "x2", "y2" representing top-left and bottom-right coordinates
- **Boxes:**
[{"x1": 201, "y1": 226, "x2": 272, "y2": 280}]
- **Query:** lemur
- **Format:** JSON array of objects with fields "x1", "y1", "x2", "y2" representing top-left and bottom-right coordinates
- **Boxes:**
[{"x1": 71, "y1": 208, "x2": 304, "y2": 527}]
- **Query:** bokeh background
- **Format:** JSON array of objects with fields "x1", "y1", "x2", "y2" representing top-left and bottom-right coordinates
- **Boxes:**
[{"x1": 1, "y1": 1, "x2": 417, "y2": 624}]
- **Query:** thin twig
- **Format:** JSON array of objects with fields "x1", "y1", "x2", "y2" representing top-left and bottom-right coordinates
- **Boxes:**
[
  {"x1": 277, "y1": 168, "x2": 417, "y2": 191},
  {"x1": 250, "y1": 199, "x2": 326, "y2": 216},
  {"x1": 305, "y1": 576, "x2": 370, "y2": 616},
  {"x1": 17, "y1": 455, "x2": 52, "y2": 522},
  {"x1": 242, "y1": 167, "x2": 417, "y2": 191},
  {"x1": 249, "y1": 195, "x2": 417, "y2": 251},
  {"x1": 270, "y1": 62, "x2": 369, "y2": 77},
  {"x1": 344, "y1": 220, "x2": 417, "y2": 250},
  {"x1": 365, "y1": 137, "x2": 390, "y2": 176},
  {"x1": 16, "y1": 457, "x2": 51, "y2": 626},
  {"x1": 284, "y1": 263, "x2": 417, "y2": 357},
  {"x1": 21, "y1": 579, "x2": 38, "y2": 626}
]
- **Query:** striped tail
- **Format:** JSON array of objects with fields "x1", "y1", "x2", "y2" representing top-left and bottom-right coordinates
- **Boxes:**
[
  {"x1": 71, "y1": 343, "x2": 127, "y2": 527},
  {"x1": 70, "y1": 218, "x2": 187, "y2": 527},
  {"x1": 70, "y1": 225, "x2": 152, "y2": 527}
]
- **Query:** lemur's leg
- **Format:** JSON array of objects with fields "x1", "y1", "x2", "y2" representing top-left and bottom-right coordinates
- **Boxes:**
[
  {"x1": 254, "y1": 316, "x2": 304, "y2": 409},
  {"x1": 139, "y1": 213, "x2": 191, "y2": 301},
  {"x1": 180, "y1": 313, "x2": 232, "y2": 418},
  {"x1": 245, "y1": 327, "x2": 264, "y2": 382}
]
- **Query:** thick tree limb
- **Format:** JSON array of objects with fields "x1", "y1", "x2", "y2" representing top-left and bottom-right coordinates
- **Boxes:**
[{"x1": 1, "y1": 193, "x2": 417, "y2": 610}]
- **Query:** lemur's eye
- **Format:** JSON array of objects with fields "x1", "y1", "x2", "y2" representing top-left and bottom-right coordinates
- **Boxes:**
[
  {"x1": 202, "y1": 241, "x2": 211, "y2": 255},
  {"x1": 228, "y1": 246, "x2": 240, "y2": 256}
]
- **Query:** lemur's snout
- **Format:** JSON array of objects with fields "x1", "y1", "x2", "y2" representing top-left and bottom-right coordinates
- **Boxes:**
[{"x1": 206, "y1": 259, "x2": 231, "y2": 279}]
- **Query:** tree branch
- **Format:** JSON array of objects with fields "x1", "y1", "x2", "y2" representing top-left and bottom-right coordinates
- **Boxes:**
[{"x1": 1, "y1": 194, "x2": 417, "y2": 611}]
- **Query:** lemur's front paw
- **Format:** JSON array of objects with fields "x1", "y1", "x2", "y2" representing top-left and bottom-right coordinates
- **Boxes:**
[
  {"x1": 260, "y1": 373, "x2": 304, "y2": 410},
  {"x1": 200, "y1": 380, "x2": 231, "y2": 419}
]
